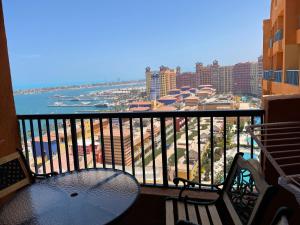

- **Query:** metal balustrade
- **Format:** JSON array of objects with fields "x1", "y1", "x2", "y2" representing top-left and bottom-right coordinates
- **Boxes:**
[
  {"x1": 285, "y1": 70, "x2": 299, "y2": 86},
  {"x1": 17, "y1": 110, "x2": 264, "y2": 189}
]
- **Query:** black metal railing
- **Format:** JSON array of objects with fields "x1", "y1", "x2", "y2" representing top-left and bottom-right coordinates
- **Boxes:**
[{"x1": 17, "y1": 110, "x2": 264, "y2": 189}]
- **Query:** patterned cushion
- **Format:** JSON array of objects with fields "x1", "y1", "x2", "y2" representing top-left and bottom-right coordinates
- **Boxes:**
[{"x1": 0, "y1": 159, "x2": 26, "y2": 190}]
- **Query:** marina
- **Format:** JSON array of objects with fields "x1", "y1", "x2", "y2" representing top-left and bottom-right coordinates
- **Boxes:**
[{"x1": 14, "y1": 82, "x2": 146, "y2": 115}]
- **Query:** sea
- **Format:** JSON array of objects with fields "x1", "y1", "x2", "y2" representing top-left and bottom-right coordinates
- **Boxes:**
[{"x1": 14, "y1": 83, "x2": 142, "y2": 115}]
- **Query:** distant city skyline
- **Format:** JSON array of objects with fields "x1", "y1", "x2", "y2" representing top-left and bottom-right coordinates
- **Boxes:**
[{"x1": 3, "y1": 0, "x2": 270, "y2": 89}]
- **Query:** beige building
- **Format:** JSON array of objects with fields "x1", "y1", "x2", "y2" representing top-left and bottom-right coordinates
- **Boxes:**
[
  {"x1": 250, "y1": 61, "x2": 259, "y2": 96},
  {"x1": 145, "y1": 67, "x2": 152, "y2": 97},
  {"x1": 184, "y1": 96, "x2": 199, "y2": 107},
  {"x1": 101, "y1": 128, "x2": 132, "y2": 166},
  {"x1": 219, "y1": 66, "x2": 233, "y2": 94},
  {"x1": 146, "y1": 66, "x2": 177, "y2": 98},
  {"x1": 159, "y1": 66, "x2": 176, "y2": 97},
  {"x1": 199, "y1": 100, "x2": 236, "y2": 110}
]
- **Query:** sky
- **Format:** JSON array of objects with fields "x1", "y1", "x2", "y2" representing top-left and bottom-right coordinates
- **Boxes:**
[{"x1": 3, "y1": 0, "x2": 270, "y2": 90}]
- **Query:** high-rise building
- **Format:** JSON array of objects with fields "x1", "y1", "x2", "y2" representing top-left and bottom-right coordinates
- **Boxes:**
[
  {"x1": 159, "y1": 66, "x2": 176, "y2": 97},
  {"x1": 219, "y1": 66, "x2": 233, "y2": 94},
  {"x1": 176, "y1": 72, "x2": 197, "y2": 89},
  {"x1": 262, "y1": 0, "x2": 300, "y2": 95},
  {"x1": 146, "y1": 66, "x2": 176, "y2": 99},
  {"x1": 250, "y1": 62, "x2": 259, "y2": 96},
  {"x1": 249, "y1": 56, "x2": 263, "y2": 97},
  {"x1": 196, "y1": 62, "x2": 212, "y2": 86},
  {"x1": 146, "y1": 67, "x2": 152, "y2": 97},
  {"x1": 211, "y1": 60, "x2": 220, "y2": 92},
  {"x1": 150, "y1": 72, "x2": 160, "y2": 100},
  {"x1": 257, "y1": 56, "x2": 263, "y2": 97},
  {"x1": 232, "y1": 62, "x2": 252, "y2": 95}
]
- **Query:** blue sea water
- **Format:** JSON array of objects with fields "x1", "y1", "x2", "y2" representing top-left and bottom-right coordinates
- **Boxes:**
[
  {"x1": 14, "y1": 83, "x2": 140, "y2": 115},
  {"x1": 243, "y1": 152, "x2": 257, "y2": 160}
]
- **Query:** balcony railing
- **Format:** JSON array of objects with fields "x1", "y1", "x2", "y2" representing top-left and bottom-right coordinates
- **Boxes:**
[
  {"x1": 264, "y1": 70, "x2": 282, "y2": 83},
  {"x1": 263, "y1": 70, "x2": 273, "y2": 80},
  {"x1": 285, "y1": 70, "x2": 299, "y2": 86},
  {"x1": 274, "y1": 70, "x2": 282, "y2": 82},
  {"x1": 17, "y1": 110, "x2": 264, "y2": 189}
]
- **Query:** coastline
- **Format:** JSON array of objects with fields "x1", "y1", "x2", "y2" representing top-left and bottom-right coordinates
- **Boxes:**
[{"x1": 14, "y1": 79, "x2": 145, "y2": 96}]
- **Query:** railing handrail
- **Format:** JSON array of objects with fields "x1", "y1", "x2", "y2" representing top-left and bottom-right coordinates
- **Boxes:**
[{"x1": 17, "y1": 109, "x2": 265, "y2": 119}]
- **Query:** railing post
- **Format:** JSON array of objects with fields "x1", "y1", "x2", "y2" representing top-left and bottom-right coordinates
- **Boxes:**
[
  {"x1": 70, "y1": 118, "x2": 79, "y2": 171},
  {"x1": 160, "y1": 117, "x2": 168, "y2": 187}
]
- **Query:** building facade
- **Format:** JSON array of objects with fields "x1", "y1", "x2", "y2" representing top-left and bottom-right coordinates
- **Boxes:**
[
  {"x1": 263, "y1": 0, "x2": 300, "y2": 95},
  {"x1": 232, "y1": 62, "x2": 252, "y2": 95},
  {"x1": 210, "y1": 60, "x2": 221, "y2": 93},
  {"x1": 250, "y1": 61, "x2": 259, "y2": 96},
  {"x1": 146, "y1": 66, "x2": 176, "y2": 99},
  {"x1": 196, "y1": 62, "x2": 212, "y2": 86},
  {"x1": 149, "y1": 72, "x2": 160, "y2": 100},
  {"x1": 257, "y1": 56, "x2": 263, "y2": 97},
  {"x1": 219, "y1": 66, "x2": 233, "y2": 94},
  {"x1": 176, "y1": 72, "x2": 198, "y2": 89},
  {"x1": 159, "y1": 66, "x2": 176, "y2": 97}
]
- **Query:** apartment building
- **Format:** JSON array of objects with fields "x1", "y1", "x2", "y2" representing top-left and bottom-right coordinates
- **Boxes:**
[
  {"x1": 176, "y1": 72, "x2": 198, "y2": 89},
  {"x1": 263, "y1": 0, "x2": 300, "y2": 95},
  {"x1": 250, "y1": 62, "x2": 259, "y2": 97},
  {"x1": 211, "y1": 60, "x2": 221, "y2": 93},
  {"x1": 219, "y1": 66, "x2": 233, "y2": 94},
  {"x1": 196, "y1": 62, "x2": 212, "y2": 86},
  {"x1": 146, "y1": 66, "x2": 176, "y2": 99},
  {"x1": 149, "y1": 72, "x2": 160, "y2": 101},
  {"x1": 101, "y1": 128, "x2": 132, "y2": 166},
  {"x1": 257, "y1": 56, "x2": 263, "y2": 97},
  {"x1": 232, "y1": 62, "x2": 252, "y2": 95}
]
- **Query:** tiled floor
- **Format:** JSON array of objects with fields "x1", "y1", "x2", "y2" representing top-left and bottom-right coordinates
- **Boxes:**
[{"x1": 116, "y1": 187, "x2": 218, "y2": 225}]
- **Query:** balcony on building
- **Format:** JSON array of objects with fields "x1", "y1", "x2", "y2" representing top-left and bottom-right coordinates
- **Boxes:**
[
  {"x1": 272, "y1": 29, "x2": 283, "y2": 54},
  {"x1": 285, "y1": 70, "x2": 299, "y2": 86}
]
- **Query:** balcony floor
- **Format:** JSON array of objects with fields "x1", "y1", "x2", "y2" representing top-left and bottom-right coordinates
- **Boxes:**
[{"x1": 115, "y1": 187, "x2": 218, "y2": 225}]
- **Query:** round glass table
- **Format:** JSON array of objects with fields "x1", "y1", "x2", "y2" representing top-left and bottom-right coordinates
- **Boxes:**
[{"x1": 0, "y1": 169, "x2": 140, "y2": 225}]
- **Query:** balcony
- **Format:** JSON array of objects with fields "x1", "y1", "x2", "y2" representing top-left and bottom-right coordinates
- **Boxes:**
[
  {"x1": 14, "y1": 110, "x2": 267, "y2": 224},
  {"x1": 272, "y1": 40, "x2": 283, "y2": 55},
  {"x1": 263, "y1": 70, "x2": 273, "y2": 80},
  {"x1": 274, "y1": 70, "x2": 283, "y2": 82},
  {"x1": 285, "y1": 70, "x2": 299, "y2": 86}
]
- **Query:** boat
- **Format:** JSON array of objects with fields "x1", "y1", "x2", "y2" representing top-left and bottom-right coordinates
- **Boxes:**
[
  {"x1": 94, "y1": 103, "x2": 108, "y2": 108},
  {"x1": 81, "y1": 101, "x2": 91, "y2": 105},
  {"x1": 53, "y1": 102, "x2": 65, "y2": 106}
]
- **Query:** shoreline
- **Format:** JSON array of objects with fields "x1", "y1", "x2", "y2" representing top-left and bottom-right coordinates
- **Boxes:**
[{"x1": 14, "y1": 79, "x2": 145, "y2": 96}]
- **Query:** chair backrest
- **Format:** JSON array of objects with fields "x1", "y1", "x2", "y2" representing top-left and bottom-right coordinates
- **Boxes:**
[
  {"x1": 221, "y1": 153, "x2": 273, "y2": 225},
  {"x1": 0, "y1": 151, "x2": 32, "y2": 198},
  {"x1": 270, "y1": 207, "x2": 291, "y2": 225}
]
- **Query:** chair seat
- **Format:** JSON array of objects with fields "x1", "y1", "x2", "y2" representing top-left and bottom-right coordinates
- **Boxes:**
[{"x1": 166, "y1": 199, "x2": 223, "y2": 225}]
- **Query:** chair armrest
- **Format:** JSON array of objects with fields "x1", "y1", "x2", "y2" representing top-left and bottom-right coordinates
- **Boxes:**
[
  {"x1": 174, "y1": 177, "x2": 223, "y2": 190},
  {"x1": 173, "y1": 177, "x2": 223, "y2": 199},
  {"x1": 32, "y1": 172, "x2": 58, "y2": 180}
]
